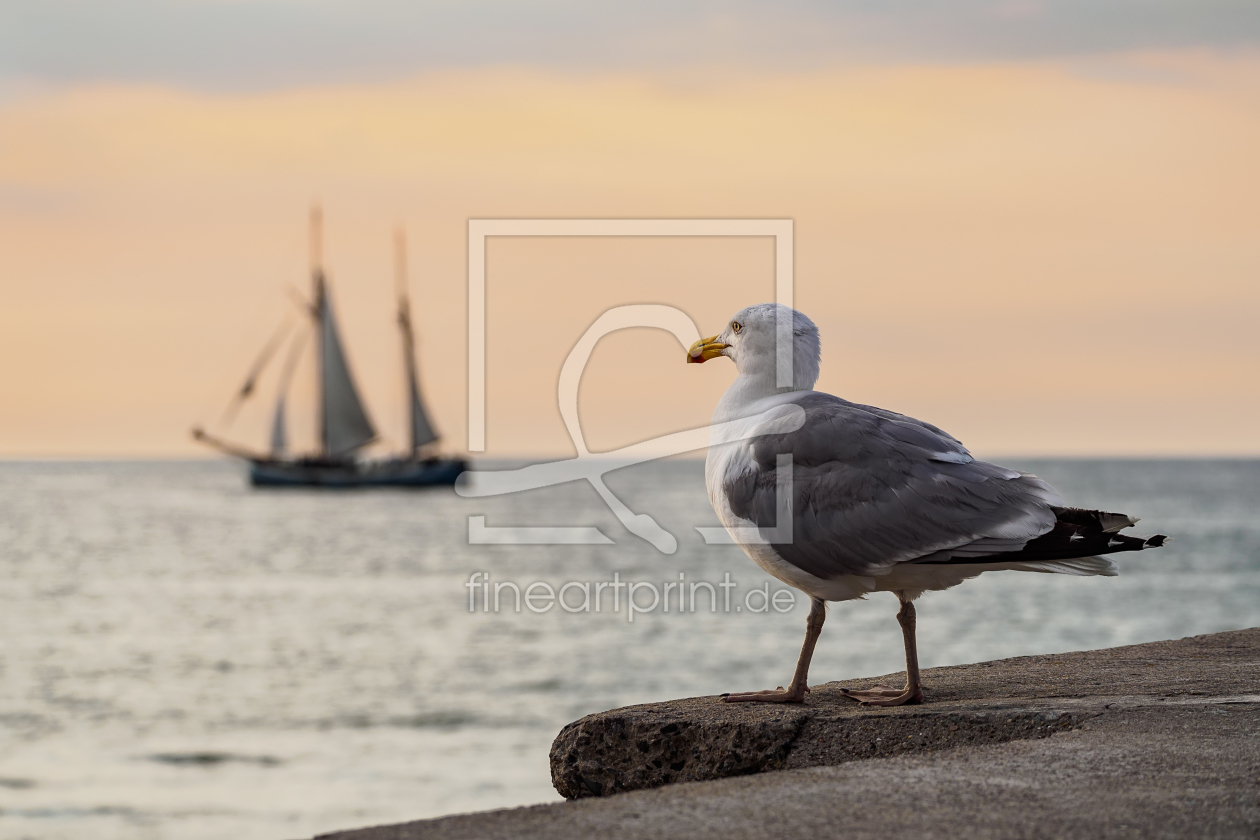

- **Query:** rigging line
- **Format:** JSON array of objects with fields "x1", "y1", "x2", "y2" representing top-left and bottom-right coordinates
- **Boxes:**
[
  {"x1": 286, "y1": 284, "x2": 316, "y2": 318},
  {"x1": 275, "y1": 321, "x2": 309, "y2": 397},
  {"x1": 218, "y1": 315, "x2": 296, "y2": 429}
]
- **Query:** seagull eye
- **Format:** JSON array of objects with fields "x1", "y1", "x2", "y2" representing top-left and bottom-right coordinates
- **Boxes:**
[{"x1": 732, "y1": 322, "x2": 742, "y2": 334}]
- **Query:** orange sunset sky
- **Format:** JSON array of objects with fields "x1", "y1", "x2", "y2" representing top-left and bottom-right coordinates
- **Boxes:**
[{"x1": 1, "y1": 3, "x2": 1258, "y2": 458}]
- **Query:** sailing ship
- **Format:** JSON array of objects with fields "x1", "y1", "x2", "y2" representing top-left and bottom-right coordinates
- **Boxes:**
[{"x1": 193, "y1": 209, "x2": 467, "y2": 487}]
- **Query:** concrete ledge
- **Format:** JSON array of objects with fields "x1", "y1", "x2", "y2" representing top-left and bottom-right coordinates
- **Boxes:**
[
  {"x1": 549, "y1": 689, "x2": 1086, "y2": 798},
  {"x1": 316, "y1": 628, "x2": 1260, "y2": 840},
  {"x1": 550, "y1": 626, "x2": 1257, "y2": 798}
]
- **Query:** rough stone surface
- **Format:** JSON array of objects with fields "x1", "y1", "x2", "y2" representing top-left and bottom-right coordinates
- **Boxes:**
[
  {"x1": 549, "y1": 693, "x2": 1086, "y2": 798},
  {"x1": 315, "y1": 628, "x2": 1260, "y2": 840},
  {"x1": 550, "y1": 626, "x2": 1257, "y2": 798}
]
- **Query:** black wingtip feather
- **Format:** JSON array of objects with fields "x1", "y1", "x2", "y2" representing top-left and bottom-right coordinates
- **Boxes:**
[{"x1": 917, "y1": 510, "x2": 1167, "y2": 566}]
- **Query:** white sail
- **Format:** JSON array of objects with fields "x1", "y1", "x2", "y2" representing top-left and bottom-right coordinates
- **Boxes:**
[
  {"x1": 270, "y1": 395, "x2": 287, "y2": 456},
  {"x1": 395, "y1": 231, "x2": 438, "y2": 454},
  {"x1": 407, "y1": 365, "x2": 438, "y2": 451},
  {"x1": 399, "y1": 298, "x2": 438, "y2": 452},
  {"x1": 269, "y1": 324, "x2": 307, "y2": 459},
  {"x1": 319, "y1": 280, "x2": 377, "y2": 457}
]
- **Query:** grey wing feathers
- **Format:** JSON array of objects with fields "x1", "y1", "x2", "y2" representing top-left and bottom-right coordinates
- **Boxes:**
[{"x1": 723, "y1": 393, "x2": 1062, "y2": 580}]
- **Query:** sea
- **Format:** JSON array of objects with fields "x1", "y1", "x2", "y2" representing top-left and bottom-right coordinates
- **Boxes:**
[{"x1": 0, "y1": 458, "x2": 1257, "y2": 840}]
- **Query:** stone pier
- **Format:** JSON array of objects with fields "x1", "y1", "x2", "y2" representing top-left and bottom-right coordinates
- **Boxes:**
[{"x1": 316, "y1": 628, "x2": 1260, "y2": 840}]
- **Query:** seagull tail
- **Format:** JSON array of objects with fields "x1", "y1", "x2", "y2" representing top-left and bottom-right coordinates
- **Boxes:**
[{"x1": 916, "y1": 507, "x2": 1167, "y2": 567}]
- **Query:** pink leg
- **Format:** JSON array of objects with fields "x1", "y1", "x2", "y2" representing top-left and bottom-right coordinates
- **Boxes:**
[
  {"x1": 723, "y1": 596, "x2": 825, "y2": 704},
  {"x1": 839, "y1": 594, "x2": 924, "y2": 707}
]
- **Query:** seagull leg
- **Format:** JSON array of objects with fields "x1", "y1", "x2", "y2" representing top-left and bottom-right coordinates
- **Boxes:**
[
  {"x1": 722, "y1": 596, "x2": 825, "y2": 703},
  {"x1": 839, "y1": 593, "x2": 925, "y2": 707}
]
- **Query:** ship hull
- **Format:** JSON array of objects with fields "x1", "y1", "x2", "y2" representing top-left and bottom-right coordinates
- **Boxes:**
[{"x1": 249, "y1": 457, "x2": 466, "y2": 488}]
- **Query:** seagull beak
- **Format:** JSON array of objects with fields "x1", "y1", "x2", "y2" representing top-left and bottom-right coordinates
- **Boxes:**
[{"x1": 687, "y1": 335, "x2": 729, "y2": 364}]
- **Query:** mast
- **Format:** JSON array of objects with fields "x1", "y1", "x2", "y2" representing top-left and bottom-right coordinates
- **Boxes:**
[
  {"x1": 309, "y1": 205, "x2": 377, "y2": 459},
  {"x1": 310, "y1": 206, "x2": 324, "y2": 455},
  {"x1": 395, "y1": 229, "x2": 439, "y2": 456}
]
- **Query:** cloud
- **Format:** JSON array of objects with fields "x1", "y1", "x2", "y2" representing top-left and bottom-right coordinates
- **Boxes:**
[{"x1": 2, "y1": 1, "x2": 1258, "y2": 90}]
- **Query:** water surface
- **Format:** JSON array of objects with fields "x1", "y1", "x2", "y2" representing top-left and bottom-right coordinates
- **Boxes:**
[{"x1": 0, "y1": 458, "x2": 1256, "y2": 839}]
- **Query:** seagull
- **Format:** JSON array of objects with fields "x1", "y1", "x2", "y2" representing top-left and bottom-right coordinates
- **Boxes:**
[{"x1": 688, "y1": 303, "x2": 1166, "y2": 707}]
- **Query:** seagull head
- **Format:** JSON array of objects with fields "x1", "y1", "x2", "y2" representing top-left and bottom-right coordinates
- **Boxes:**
[{"x1": 687, "y1": 303, "x2": 821, "y2": 391}]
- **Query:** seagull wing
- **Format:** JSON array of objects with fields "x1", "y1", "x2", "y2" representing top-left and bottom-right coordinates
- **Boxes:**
[{"x1": 721, "y1": 392, "x2": 1064, "y2": 580}]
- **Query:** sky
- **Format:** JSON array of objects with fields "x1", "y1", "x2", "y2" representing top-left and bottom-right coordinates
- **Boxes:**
[
  {"x1": 1, "y1": 1, "x2": 1258, "y2": 457},
  {"x1": 5, "y1": 1, "x2": 1259, "y2": 88}
]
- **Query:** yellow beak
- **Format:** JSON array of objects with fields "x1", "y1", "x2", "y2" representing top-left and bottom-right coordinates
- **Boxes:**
[{"x1": 686, "y1": 335, "x2": 729, "y2": 364}]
